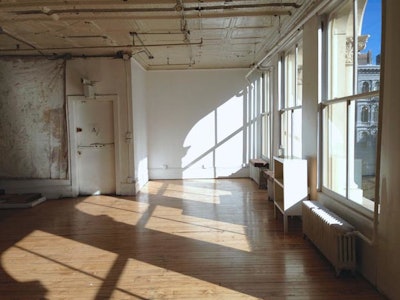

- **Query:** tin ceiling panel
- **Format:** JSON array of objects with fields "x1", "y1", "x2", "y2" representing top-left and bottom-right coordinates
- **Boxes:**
[{"x1": 0, "y1": 0, "x2": 310, "y2": 69}]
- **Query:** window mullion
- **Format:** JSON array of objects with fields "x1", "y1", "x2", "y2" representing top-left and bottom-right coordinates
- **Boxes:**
[
  {"x1": 346, "y1": 99, "x2": 350, "y2": 199},
  {"x1": 353, "y1": 0, "x2": 358, "y2": 94},
  {"x1": 295, "y1": 44, "x2": 298, "y2": 106},
  {"x1": 291, "y1": 109, "x2": 294, "y2": 158}
]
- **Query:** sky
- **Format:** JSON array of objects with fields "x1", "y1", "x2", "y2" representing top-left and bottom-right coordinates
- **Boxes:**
[{"x1": 360, "y1": 0, "x2": 382, "y2": 64}]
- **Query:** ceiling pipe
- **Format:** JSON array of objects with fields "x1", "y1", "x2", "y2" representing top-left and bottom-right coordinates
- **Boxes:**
[
  {"x1": 0, "y1": 26, "x2": 46, "y2": 56},
  {"x1": 131, "y1": 32, "x2": 154, "y2": 59},
  {"x1": 8, "y1": 11, "x2": 293, "y2": 22},
  {"x1": 0, "y1": 39, "x2": 203, "y2": 53},
  {"x1": 0, "y1": 0, "x2": 293, "y2": 7},
  {"x1": 246, "y1": 0, "x2": 331, "y2": 79},
  {"x1": 189, "y1": 2, "x2": 301, "y2": 11},
  {"x1": 132, "y1": 32, "x2": 184, "y2": 35},
  {"x1": 14, "y1": 2, "x2": 301, "y2": 15},
  {"x1": 149, "y1": 62, "x2": 195, "y2": 68},
  {"x1": 176, "y1": 0, "x2": 191, "y2": 43},
  {"x1": 0, "y1": 53, "x2": 126, "y2": 59}
]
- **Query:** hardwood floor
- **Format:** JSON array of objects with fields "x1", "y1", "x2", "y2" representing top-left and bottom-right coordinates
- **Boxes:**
[{"x1": 0, "y1": 179, "x2": 385, "y2": 299}]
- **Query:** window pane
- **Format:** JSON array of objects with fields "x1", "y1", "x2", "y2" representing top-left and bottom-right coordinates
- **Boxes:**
[
  {"x1": 285, "y1": 50, "x2": 296, "y2": 107},
  {"x1": 280, "y1": 112, "x2": 286, "y2": 155},
  {"x1": 262, "y1": 114, "x2": 269, "y2": 159},
  {"x1": 329, "y1": 0, "x2": 354, "y2": 99},
  {"x1": 296, "y1": 42, "x2": 303, "y2": 106},
  {"x1": 264, "y1": 71, "x2": 270, "y2": 114},
  {"x1": 352, "y1": 95, "x2": 379, "y2": 203},
  {"x1": 323, "y1": 103, "x2": 347, "y2": 197},
  {"x1": 357, "y1": 0, "x2": 381, "y2": 93},
  {"x1": 359, "y1": 0, "x2": 381, "y2": 67},
  {"x1": 262, "y1": 71, "x2": 271, "y2": 160},
  {"x1": 281, "y1": 111, "x2": 291, "y2": 157},
  {"x1": 267, "y1": 115, "x2": 271, "y2": 159},
  {"x1": 292, "y1": 109, "x2": 302, "y2": 158}
]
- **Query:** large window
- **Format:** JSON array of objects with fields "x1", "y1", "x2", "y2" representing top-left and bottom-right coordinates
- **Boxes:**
[
  {"x1": 280, "y1": 39, "x2": 303, "y2": 158},
  {"x1": 322, "y1": 0, "x2": 381, "y2": 210},
  {"x1": 261, "y1": 70, "x2": 272, "y2": 161}
]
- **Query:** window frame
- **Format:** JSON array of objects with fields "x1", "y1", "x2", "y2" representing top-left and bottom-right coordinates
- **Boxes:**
[
  {"x1": 261, "y1": 69, "x2": 273, "y2": 162},
  {"x1": 319, "y1": 0, "x2": 382, "y2": 217},
  {"x1": 279, "y1": 36, "x2": 303, "y2": 159},
  {"x1": 320, "y1": 91, "x2": 379, "y2": 218}
]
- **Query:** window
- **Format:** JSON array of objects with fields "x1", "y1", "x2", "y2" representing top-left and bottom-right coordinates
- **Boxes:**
[
  {"x1": 361, "y1": 105, "x2": 369, "y2": 123},
  {"x1": 249, "y1": 74, "x2": 263, "y2": 160},
  {"x1": 280, "y1": 39, "x2": 303, "y2": 158},
  {"x1": 362, "y1": 81, "x2": 370, "y2": 93},
  {"x1": 261, "y1": 70, "x2": 272, "y2": 161},
  {"x1": 322, "y1": 0, "x2": 381, "y2": 210}
]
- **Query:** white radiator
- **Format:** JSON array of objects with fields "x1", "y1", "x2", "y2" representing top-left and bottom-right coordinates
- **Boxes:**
[{"x1": 302, "y1": 201, "x2": 356, "y2": 276}]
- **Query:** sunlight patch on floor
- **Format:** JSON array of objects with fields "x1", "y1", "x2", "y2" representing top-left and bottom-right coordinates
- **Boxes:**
[
  {"x1": 140, "y1": 180, "x2": 166, "y2": 195},
  {"x1": 142, "y1": 181, "x2": 232, "y2": 204},
  {"x1": 145, "y1": 206, "x2": 251, "y2": 252},
  {"x1": 112, "y1": 258, "x2": 259, "y2": 300},
  {"x1": 1, "y1": 230, "x2": 256, "y2": 299},
  {"x1": 1, "y1": 230, "x2": 119, "y2": 298}
]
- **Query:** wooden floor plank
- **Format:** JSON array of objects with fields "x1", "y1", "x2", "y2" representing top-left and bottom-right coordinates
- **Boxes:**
[{"x1": 0, "y1": 179, "x2": 385, "y2": 299}]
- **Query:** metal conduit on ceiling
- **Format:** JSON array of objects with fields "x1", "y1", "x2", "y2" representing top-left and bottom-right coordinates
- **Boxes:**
[
  {"x1": 0, "y1": 1, "x2": 304, "y2": 67},
  {"x1": 14, "y1": 2, "x2": 301, "y2": 15}
]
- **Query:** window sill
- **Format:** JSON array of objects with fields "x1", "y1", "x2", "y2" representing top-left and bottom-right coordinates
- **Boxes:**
[
  {"x1": 317, "y1": 189, "x2": 377, "y2": 240},
  {"x1": 320, "y1": 187, "x2": 376, "y2": 220}
]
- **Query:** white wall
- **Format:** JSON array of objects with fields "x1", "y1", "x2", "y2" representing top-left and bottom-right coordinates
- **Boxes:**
[
  {"x1": 146, "y1": 69, "x2": 250, "y2": 179},
  {"x1": 66, "y1": 57, "x2": 135, "y2": 195},
  {"x1": 131, "y1": 59, "x2": 149, "y2": 191},
  {"x1": 376, "y1": 1, "x2": 400, "y2": 298}
]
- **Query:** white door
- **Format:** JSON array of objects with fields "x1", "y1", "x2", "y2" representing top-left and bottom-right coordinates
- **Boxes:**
[{"x1": 75, "y1": 99, "x2": 116, "y2": 195}]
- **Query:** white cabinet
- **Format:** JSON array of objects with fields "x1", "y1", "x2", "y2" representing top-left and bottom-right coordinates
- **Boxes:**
[{"x1": 273, "y1": 157, "x2": 307, "y2": 233}]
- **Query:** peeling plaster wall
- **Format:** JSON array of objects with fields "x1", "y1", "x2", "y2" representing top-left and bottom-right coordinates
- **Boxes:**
[{"x1": 0, "y1": 58, "x2": 67, "y2": 180}]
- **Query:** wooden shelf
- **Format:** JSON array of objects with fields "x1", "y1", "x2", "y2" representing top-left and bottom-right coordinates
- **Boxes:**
[
  {"x1": 274, "y1": 178, "x2": 284, "y2": 188},
  {"x1": 273, "y1": 157, "x2": 307, "y2": 233}
]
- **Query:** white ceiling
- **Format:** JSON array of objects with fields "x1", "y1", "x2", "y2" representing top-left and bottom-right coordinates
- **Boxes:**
[{"x1": 0, "y1": 0, "x2": 311, "y2": 70}]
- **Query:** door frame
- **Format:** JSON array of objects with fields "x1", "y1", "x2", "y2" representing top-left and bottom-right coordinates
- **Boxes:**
[{"x1": 67, "y1": 95, "x2": 121, "y2": 196}]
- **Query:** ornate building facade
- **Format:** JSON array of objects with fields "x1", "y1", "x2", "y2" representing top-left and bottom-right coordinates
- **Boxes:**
[{"x1": 355, "y1": 55, "x2": 380, "y2": 177}]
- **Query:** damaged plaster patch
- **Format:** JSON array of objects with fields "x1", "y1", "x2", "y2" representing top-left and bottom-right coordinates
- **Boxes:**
[{"x1": 0, "y1": 58, "x2": 68, "y2": 179}]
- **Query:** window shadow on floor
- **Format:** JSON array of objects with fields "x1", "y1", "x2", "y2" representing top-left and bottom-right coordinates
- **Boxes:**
[{"x1": 0, "y1": 180, "x2": 384, "y2": 299}]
